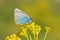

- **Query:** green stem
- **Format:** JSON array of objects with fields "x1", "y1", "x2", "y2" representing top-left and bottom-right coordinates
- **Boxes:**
[
  {"x1": 44, "y1": 32, "x2": 48, "y2": 40},
  {"x1": 34, "y1": 34, "x2": 38, "y2": 40},
  {"x1": 29, "y1": 35, "x2": 32, "y2": 40},
  {"x1": 25, "y1": 35, "x2": 29, "y2": 40}
]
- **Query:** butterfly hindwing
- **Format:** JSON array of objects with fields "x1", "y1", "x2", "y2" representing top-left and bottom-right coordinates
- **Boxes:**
[{"x1": 14, "y1": 8, "x2": 32, "y2": 25}]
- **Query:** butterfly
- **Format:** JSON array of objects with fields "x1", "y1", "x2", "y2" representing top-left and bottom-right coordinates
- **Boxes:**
[{"x1": 14, "y1": 8, "x2": 32, "y2": 25}]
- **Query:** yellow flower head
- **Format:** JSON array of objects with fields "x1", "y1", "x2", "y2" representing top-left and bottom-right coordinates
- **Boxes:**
[
  {"x1": 5, "y1": 34, "x2": 21, "y2": 40},
  {"x1": 43, "y1": 27, "x2": 51, "y2": 40},
  {"x1": 19, "y1": 26, "x2": 29, "y2": 40},
  {"x1": 19, "y1": 30, "x2": 27, "y2": 37},
  {"x1": 35, "y1": 25, "x2": 41, "y2": 35},
  {"x1": 45, "y1": 27, "x2": 51, "y2": 33},
  {"x1": 21, "y1": 26, "x2": 27, "y2": 31},
  {"x1": 27, "y1": 22, "x2": 41, "y2": 35}
]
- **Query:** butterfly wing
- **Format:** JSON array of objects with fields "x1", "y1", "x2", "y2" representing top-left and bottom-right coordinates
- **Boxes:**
[{"x1": 14, "y1": 8, "x2": 32, "y2": 25}]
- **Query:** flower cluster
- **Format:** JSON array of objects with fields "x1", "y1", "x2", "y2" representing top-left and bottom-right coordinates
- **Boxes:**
[
  {"x1": 5, "y1": 34, "x2": 21, "y2": 40},
  {"x1": 5, "y1": 22, "x2": 51, "y2": 40}
]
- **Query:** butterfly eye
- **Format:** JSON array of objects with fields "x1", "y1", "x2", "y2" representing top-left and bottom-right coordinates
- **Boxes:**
[{"x1": 30, "y1": 18, "x2": 32, "y2": 20}]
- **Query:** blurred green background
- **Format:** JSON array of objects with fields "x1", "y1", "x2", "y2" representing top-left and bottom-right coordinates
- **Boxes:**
[{"x1": 0, "y1": 0, "x2": 60, "y2": 40}]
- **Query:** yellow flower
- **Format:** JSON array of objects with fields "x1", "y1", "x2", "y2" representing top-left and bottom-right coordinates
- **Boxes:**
[
  {"x1": 19, "y1": 26, "x2": 29, "y2": 40},
  {"x1": 19, "y1": 26, "x2": 28, "y2": 36},
  {"x1": 44, "y1": 27, "x2": 51, "y2": 40},
  {"x1": 5, "y1": 22, "x2": 51, "y2": 40},
  {"x1": 19, "y1": 30, "x2": 27, "y2": 37},
  {"x1": 35, "y1": 25, "x2": 41, "y2": 35},
  {"x1": 5, "y1": 34, "x2": 21, "y2": 40},
  {"x1": 45, "y1": 27, "x2": 51, "y2": 33},
  {"x1": 26, "y1": 22, "x2": 41, "y2": 40},
  {"x1": 28, "y1": 22, "x2": 41, "y2": 35}
]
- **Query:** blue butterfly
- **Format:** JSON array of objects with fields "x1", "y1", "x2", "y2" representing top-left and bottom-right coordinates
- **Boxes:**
[{"x1": 14, "y1": 8, "x2": 32, "y2": 25}]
